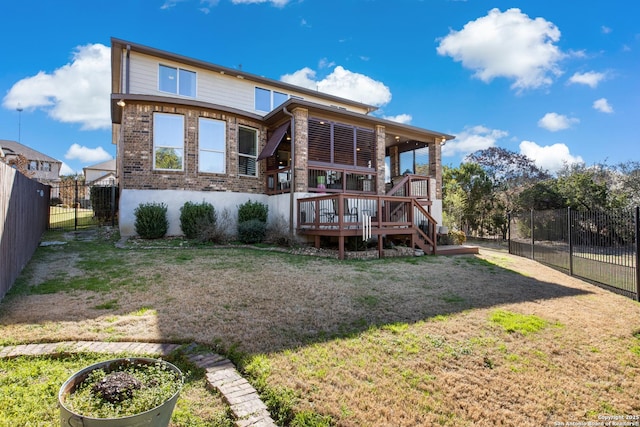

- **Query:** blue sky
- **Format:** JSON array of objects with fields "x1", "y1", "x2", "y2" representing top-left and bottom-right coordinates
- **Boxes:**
[{"x1": 1, "y1": 0, "x2": 638, "y2": 176}]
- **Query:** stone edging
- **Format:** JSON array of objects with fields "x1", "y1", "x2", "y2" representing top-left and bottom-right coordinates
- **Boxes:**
[{"x1": 0, "y1": 341, "x2": 276, "y2": 427}]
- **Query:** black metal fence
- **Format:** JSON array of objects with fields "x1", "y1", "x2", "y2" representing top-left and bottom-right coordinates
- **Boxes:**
[
  {"x1": 48, "y1": 180, "x2": 118, "y2": 231},
  {"x1": 509, "y1": 207, "x2": 639, "y2": 300}
]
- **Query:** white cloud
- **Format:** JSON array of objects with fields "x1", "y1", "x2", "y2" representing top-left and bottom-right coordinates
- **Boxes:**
[
  {"x1": 593, "y1": 98, "x2": 614, "y2": 113},
  {"x1": 383, "y1": 114, "x2": 412, "y2": 124},
  {"x1": 601, "y1": 25, "x2": 612, "y2": 34},
  {"x1": 318, "y1": 58, "x2": 335, "y2": 69},
  {"x1": 231, "y1": 0, "x2": 290, "y2": 6},
  {"x1": 281, "y1": 65, "x2": 392, "y2": 106},
  {"x1": 568, "y1": 71, "x2": 606, "y2": 88},
  {"x1": 60, "y1": 162, "x2": 75, "y2": 176},
  {"x1": 436, "y1": 8, "x2": 564, "y2": 91},
  {"x1": 443, "y1": 125, "x2": 508, "y2": 157},
  {"x1": 538, "y1": 112, "x2": 579, "y2": 131},
  {"x1": 2, "y1": 44, "x2": 111, "y2": 130},
  {"x1": 65, "y1": 143, "x2": 112, "y2": 163},
  {"x1": 519, "y1": 140, "x2": 583, "y2": 173}
]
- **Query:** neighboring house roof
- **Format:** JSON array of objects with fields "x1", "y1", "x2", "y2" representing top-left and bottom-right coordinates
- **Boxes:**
[
  {"x1": 84, "y1": 158, "x2": 116, "y2": 172},
  {"x1": 84, "y1": 159, "x2": 116, "y2": 185},
  {"x1": 0, "y1": 139, "x2": 61, "y2": 163}
]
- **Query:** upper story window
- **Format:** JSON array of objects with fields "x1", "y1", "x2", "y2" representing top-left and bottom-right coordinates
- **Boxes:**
[
  {"x1": 42, "y1": 162, "x2": 51, "y2": 172},
  {"x1": 255, "y1": 87, "x2": 288, "y2": 112},
  {"x1": 153, "y1": 113, "x2": 184, "y2": 171},
  {"x1": 159, "y1": 65, "x2": 196, "y2": 97},
  {"x1": 238, "y1": 126, "x2": 258, "y2": 176},
  {"x1": 28, "y1": 161, "x2": 38, "y2": 171},
  {"x1": 199, "y1": 118, "x2": 226, "y2": 174}
]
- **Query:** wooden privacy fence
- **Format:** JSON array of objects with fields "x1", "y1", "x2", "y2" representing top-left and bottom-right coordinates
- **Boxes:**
[
  {"x1": 508, "y1": 207, "x2": 639, "y2": 301},
  {"x1": 0, "y1": 162, "x2": 50, "y2": 300}
]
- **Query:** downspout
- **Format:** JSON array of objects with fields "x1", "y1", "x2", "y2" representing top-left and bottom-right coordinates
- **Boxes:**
[{"x1": 282, "y1": 107, "x2": 295, "y2": 241}]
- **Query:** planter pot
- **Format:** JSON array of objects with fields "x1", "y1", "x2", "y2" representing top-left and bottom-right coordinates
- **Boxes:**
[{"x1": 59, "y1": 357, "x2": 183, "y2": 427}]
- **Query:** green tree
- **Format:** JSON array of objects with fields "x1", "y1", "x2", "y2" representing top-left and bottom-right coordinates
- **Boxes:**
[
  {"x1": 442, "y1": 163, "x2": 493, "y2": 236},
  {"x1": 155, "y1": 148, "x2": 182, "y2": 170}
]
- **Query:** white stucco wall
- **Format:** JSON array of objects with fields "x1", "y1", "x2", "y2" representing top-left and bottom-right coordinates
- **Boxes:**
[{"x1": 119, "y1": 189, "x2": 304, "y2": 237}]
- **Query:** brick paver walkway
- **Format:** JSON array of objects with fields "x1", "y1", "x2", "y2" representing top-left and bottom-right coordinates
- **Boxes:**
[{"x1": 0, "y1": 341, "x2": 276, "y2": 427}]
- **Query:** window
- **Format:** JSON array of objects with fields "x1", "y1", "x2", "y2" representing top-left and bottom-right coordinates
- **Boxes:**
[
  {"x1": 199, "y1": 118, "x2": 226, "y2": 173},
  {"x1": 255, "y1": 87, "x2": 271, "y2": 112},
  {"x1": 42, "y1": 162, "x2": 51, "y2": 172},
  {"x1": 238, "y1": 126, "x2": 258, "y2": 176},
  {"x1": 255, "y1": 87, "x2": 289, "y2": 112},
  {"x1": 28, "y1": 161, "x2": 38, "y2": 171},
  {"x1": 153, "y1": 113, "x2": 184, "y2": 171},
  {"x1": 159, "y1": 65, "x2": 196, "y2": 97}
]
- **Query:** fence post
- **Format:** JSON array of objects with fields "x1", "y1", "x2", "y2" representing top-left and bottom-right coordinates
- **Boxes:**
[
  {"x1": 568, "y1": 207, "x2": 573, "y2": 276},
  {"x1": 531, "y1": 209, "x2": 535, "y2": 260},
  {"x1": 635, "y1": 206, "x2": 639, "y2": 302},
  {"x1": 507, "y1": 212, "x2": 511, "y2": 254}
]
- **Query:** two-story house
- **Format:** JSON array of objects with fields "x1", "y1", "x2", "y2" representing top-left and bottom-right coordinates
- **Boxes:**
[
  {"x1": 110, "y1": 38, "x2": 454, "y2": 258},
  {"x1": 0, "y1": 139, "x2": 62, "y2": 187}
]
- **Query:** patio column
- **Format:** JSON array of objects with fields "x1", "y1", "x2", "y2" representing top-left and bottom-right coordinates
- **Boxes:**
[
  {"x1": 375, "y1": 125, "x2": 386, "y2": 195},
  {"x1": 292, "y1": 107, "x2": 308, "y2": 192}
]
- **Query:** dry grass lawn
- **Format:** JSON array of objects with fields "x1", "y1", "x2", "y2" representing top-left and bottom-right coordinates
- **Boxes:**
[{"x1": 1, "y1": 230, "x2": 639, "y2": 426}]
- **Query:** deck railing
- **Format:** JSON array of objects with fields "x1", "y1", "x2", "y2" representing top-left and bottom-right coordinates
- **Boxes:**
[
  {"x1": 308, "y1": 166, "x2": 377, "y2": 194},
  {"x1": 298, "y1": 193, "x2": 436, "y2": 248},
  {"x1": 265, "y1": 167, "x2": 291, "y2": 195},
  {"x1": 387, "y1": 174, "x2": 431, "y2": 199}
]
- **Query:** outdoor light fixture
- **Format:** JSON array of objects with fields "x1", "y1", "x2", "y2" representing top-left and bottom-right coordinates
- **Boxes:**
[{"x1": 117, "y1": 100, "x2": 126, "y2": 107}]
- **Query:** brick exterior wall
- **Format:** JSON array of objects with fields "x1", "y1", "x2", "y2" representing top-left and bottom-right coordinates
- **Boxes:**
[
  {"x1": 292, "y1": 108, "x2": 308, "y2": 192},
  {"x1": 119, "y1": 102, "x2": 267, "y2": 194},
  {"x1": 429, "y1": 139, "x2": 443, "y2": 199}
]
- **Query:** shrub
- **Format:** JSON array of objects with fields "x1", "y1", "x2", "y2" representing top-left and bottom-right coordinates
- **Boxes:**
[
  {"x1": 180, "y1": 201, "x2": 216, "y2": 239},
  {"x1": 198, "y1": 208, "x2": 233, "y2": 244},
  {"x1": 134, "y1": 202, "x2": 168, "y2": 239},
  {"x1": 238, "y1": 219, "x2": 266, "y2": 244},
  {"x1": 237, "y1": 200, "x2": 268, "y2": 223},
  {"x1": 265, "y1": 214, "x2": 293, "y2": 247},
  {"x1": 449, "y1": 229, "x2": 467, "y2": 245}
]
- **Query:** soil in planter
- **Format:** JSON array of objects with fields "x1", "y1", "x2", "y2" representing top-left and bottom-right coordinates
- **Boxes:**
[{"x1": 64, "y1": 360, "x2": 181, "y2": 419}]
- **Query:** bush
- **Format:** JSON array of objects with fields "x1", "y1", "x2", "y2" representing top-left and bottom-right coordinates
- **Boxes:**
[
  {"x1": 180, "y1": 201, "x2": 216, "y2": 239},
  {"x1": 134, "y1": 202, "x2": 168, "y2": 239},
  {"x1": 449, "y1": 229, "x2": 467, "y2": 245},
  {"x1": 197, "y1": 208, "x2": 233, "y2": 244},
  {"x1": 237, "y1": 200, "x2": 268, "y2": 223},
  {"x1": 238, "y1": 219, "x2": 267, "y2": 244},
  {"x1": 265, "y1": 214, "x2": 293, "y2": 247}
]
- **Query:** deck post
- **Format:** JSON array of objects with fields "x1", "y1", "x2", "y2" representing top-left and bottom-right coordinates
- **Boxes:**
[{"x1": 338, "y1": 235, "x2": 345, "y2": 260}]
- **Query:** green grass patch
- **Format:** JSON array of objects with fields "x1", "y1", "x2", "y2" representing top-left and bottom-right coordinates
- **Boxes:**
[
  {"x1": 0, "y1": 352, "x2": 233, "y2": 426},
  {"x1": 93, "y1": 299, "x2": 119, "y2": 310},
  {"x1": 441, "y1": 293, "x2": 465, "y2": 304},
  {"x1": 489, "y1": 309, "x2": 550, "y2": 335}
]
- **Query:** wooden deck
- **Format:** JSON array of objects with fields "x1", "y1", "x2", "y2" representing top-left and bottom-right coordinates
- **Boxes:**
[
  {"x1": 436, "y1": 245, "x2": 480, "y2": 256},
  {"x1": 297, "y1": 193, "x2": 438, "y2": 260}
]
